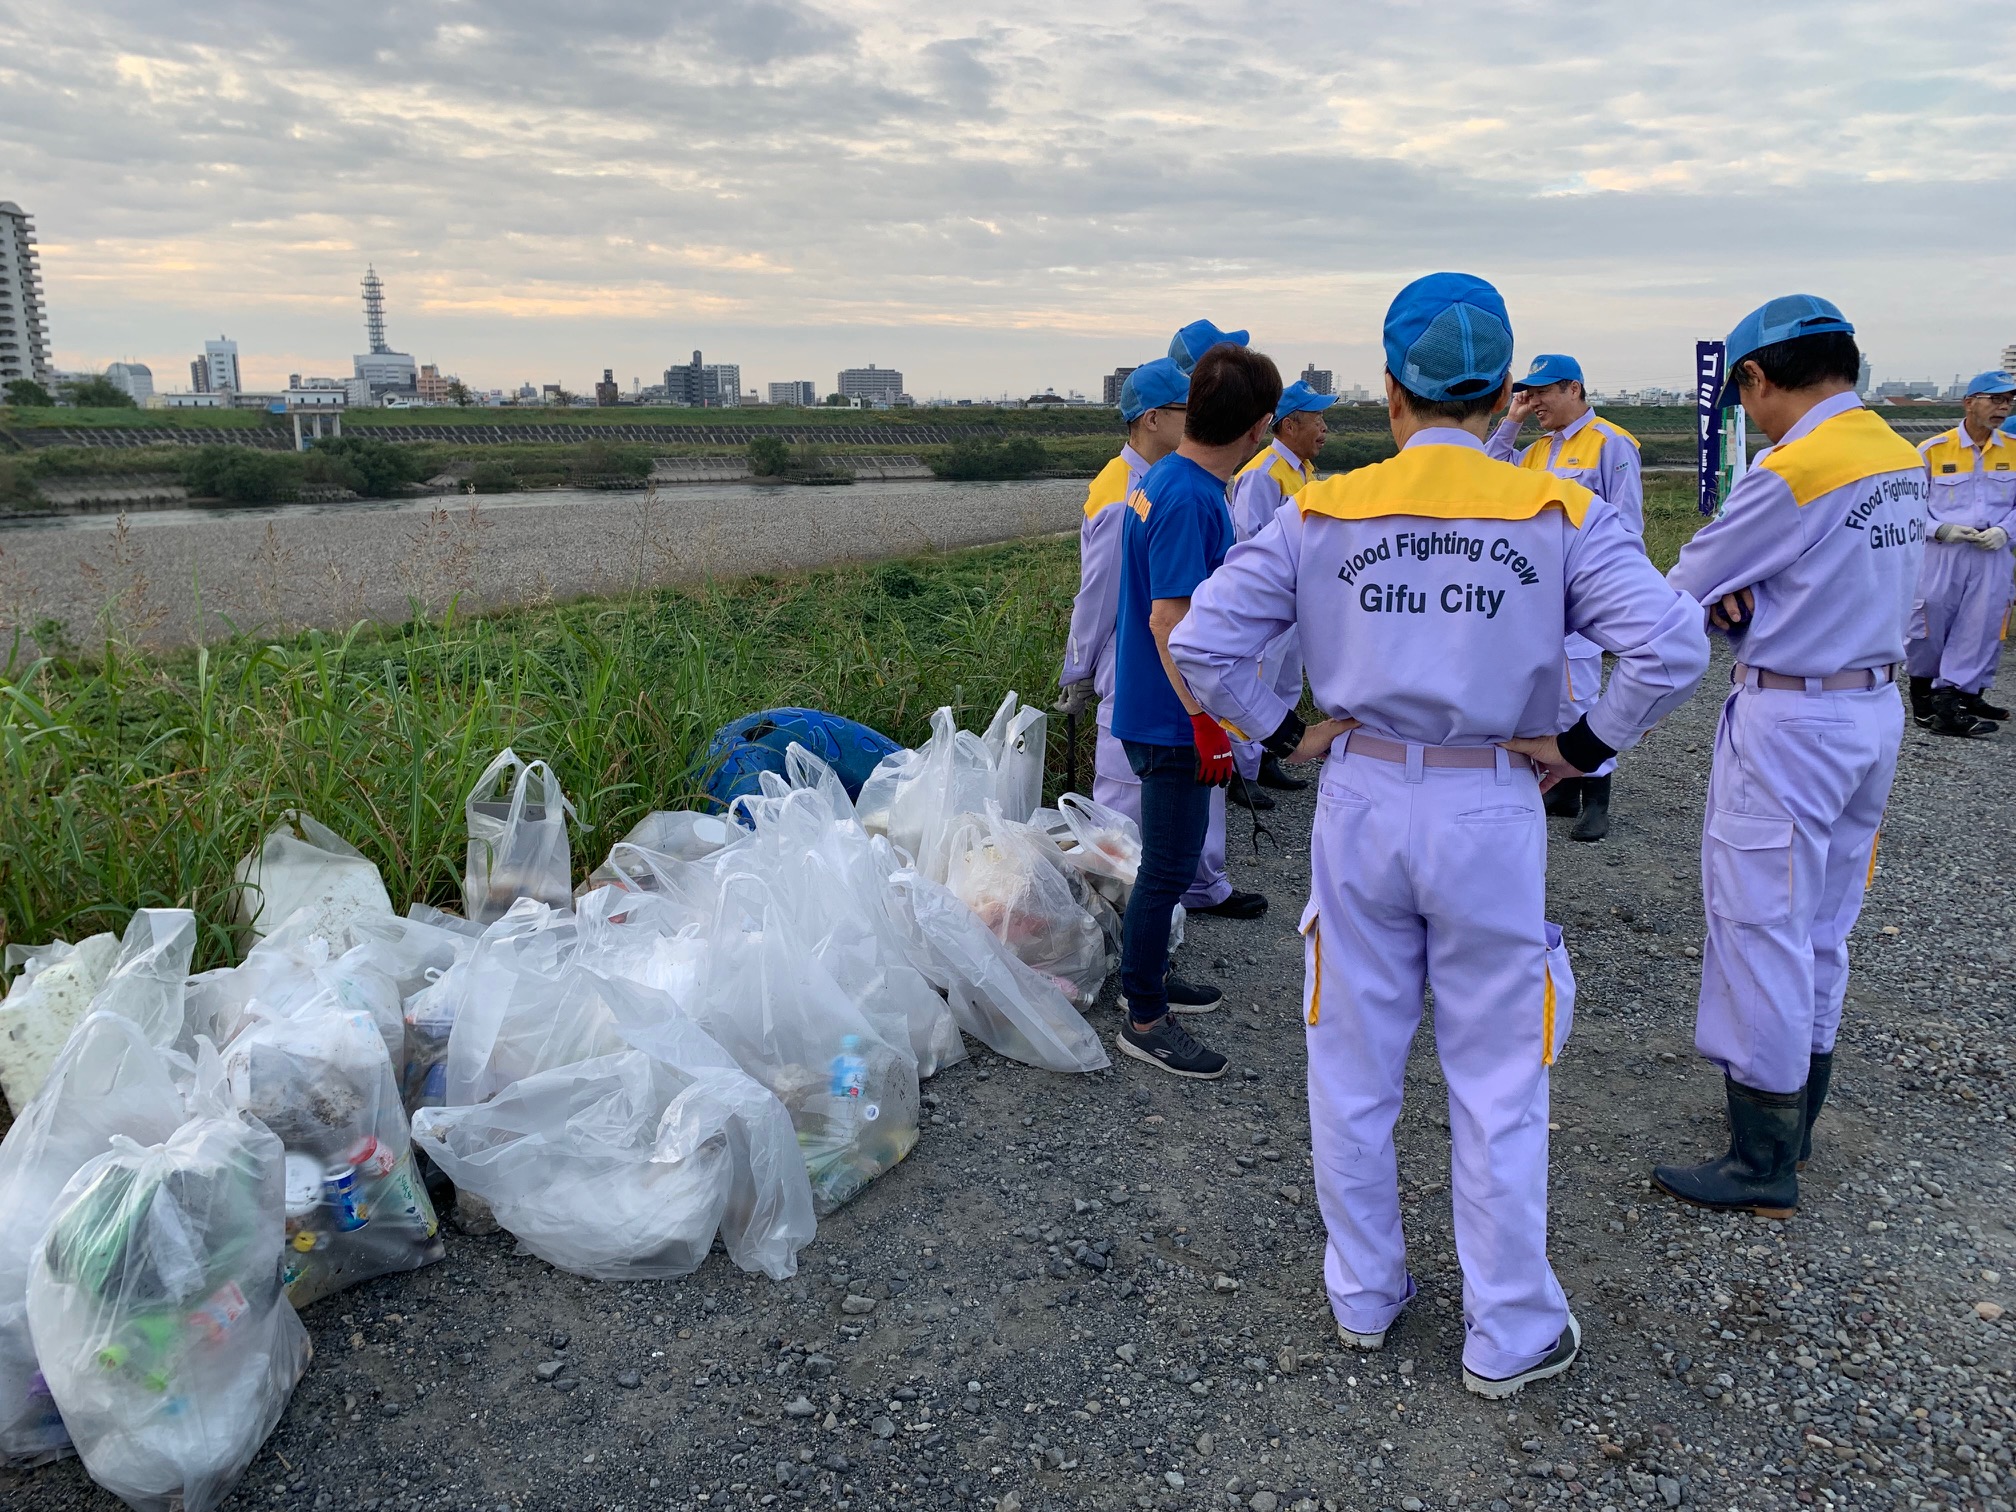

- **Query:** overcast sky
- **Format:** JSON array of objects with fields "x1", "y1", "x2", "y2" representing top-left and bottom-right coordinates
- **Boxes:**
[{"x1": 4, "y1": 1, "x2": 2011, "y2": 399}]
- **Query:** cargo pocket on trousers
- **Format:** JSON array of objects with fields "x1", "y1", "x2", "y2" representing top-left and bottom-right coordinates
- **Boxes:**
[
  {"x1": 1542, "y1": 921, "x2": 1575, "y2": 1066},
  {"x1": 1299, "y1": 900, "x2": 1321, "y2": 1026},
  {"x1": 1704, "y1": 809, "x2": 1795, "y2": 926}
]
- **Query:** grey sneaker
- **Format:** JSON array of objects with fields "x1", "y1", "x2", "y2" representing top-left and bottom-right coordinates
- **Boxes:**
[
  {"x1": 1462, "y1": 1313, "x2": 1581, "y2": 1399},
  {"x1": 1116, "y1": 1014, "x2": 1228, "y2": 1079}
]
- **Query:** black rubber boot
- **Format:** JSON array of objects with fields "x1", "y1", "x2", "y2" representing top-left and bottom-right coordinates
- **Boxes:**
[
  {"x1": 1962, "y1": 689, "x2": 2010, "y2": 721},
  {"x1": 1798, "y1": 1051, "x2": 1833, "y2": 1169},
  {"x1": 1652, "y1": 1077, "x2": 1803, "y2": 1218},
  {"x1": 1544, "y1": 777, "x2": 1582, "y2": 819},
  {"x1": 1929, "y1": 686, "x2": 1997, "y2": 738},
  {"x1": 1257, "y1": 753, "x2": 1309, "y2": 791},
  {"x1": 1230, "y1": 773, "x2": 1275, "y2": 811},
  {"x1": 1570, "y1": 774, "x2": 1611, "y2": 842},
  {"x1": 1909, "y1": 675, "x2": 1935, "y2": 727}
]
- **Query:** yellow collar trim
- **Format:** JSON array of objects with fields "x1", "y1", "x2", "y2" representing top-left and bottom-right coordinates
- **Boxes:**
[
  {"x1": 1300, "y1": 442, "x2": 1594, "y2": 527},
  {"x1": 1759, "y1": 408, "x2": 1929, "y2": 506}
]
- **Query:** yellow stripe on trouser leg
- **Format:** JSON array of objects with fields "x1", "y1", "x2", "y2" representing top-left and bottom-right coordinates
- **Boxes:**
[
  {"x1": 1541, "y1": 966, "x2": 1556, "y2": 1066},
  {"x1": 1302, "y1": 915, "x2": 1321, "y2": 1026},
  {"x1": 1865, "y1": 830, "x2": 1881, "y2": 890}
]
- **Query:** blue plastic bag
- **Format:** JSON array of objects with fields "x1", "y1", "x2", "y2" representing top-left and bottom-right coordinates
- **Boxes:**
[{"x1": 701, "y1": 709, "x2": 900, "y2": 816}]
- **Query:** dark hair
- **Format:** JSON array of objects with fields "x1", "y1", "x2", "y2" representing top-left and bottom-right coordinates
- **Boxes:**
[
  {"x1": 1186, "y1": 346, "x2": 1282, "y2": 446},
  {"x1": 1386, "y1": 368, "x2": 1503, "y2": 424},
  {"x1": 1735, "y1": 332, "x2": 1861, "y2": 394}
]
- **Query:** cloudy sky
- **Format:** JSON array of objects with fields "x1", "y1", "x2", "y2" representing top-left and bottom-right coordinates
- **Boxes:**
[{"x1": 4, "y1": 1, "x2": 2011, "y2": 399}]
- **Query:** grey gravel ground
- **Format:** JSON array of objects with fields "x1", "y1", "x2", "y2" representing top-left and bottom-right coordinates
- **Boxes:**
[
  {"x1": 0, "y1": 479, "x2": 1084, "y2": 649},
  {"x1": 6, "y1": 639, "x2": 2012, "y2": 1512}
]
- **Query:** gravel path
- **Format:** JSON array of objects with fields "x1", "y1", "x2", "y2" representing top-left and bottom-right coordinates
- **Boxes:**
[
  {"x1": 7, "y1": 641, "x2": 2011, "y2": 1512},
  {"x1": 0, "y1": 480, "x2": 1086, "y2": 649}
]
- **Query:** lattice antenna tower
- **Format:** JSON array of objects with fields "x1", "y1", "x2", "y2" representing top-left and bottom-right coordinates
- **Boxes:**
[{"x1": 362, "y1": 265, "x2": 390, "y2": 355}]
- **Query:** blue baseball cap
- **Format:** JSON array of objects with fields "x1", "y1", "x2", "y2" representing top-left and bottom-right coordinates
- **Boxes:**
[
  {"x1": 1718, "y1": 294, "x2": 1855, "y2": 405},
  {"x1": 1512, "y1": 353, "x2": 1584, "y2": 392},
  {"x1": 1168, "y1": 320, "x2": 1250, "y2": 375},
  {"x1": 1118, "y1": 358, "x2": 1189, "y2": 422},
  {"x1": 1965, "y1": 369, "x2": 2016, "y2": 397},
  {"x1": 1273, "y1": 380, "x2": 1337, "y2": 425},
  {"x1": 1382, "y1": 273, "x2": 1514, "y2": 403}
]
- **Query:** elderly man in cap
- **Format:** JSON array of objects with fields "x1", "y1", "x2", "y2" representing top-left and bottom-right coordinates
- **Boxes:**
[
  {"x1": 1224, "y1": 379, "x2": 1338, "y2": 796},
  {"x1": 1172, "y1": 273, "x2": 1707, "y2": 1395},
  {"x1": 1657, "y1": 296, "x2": 1925, "y2": 1216},
  {"x1": 1487, "y1": 355, "x2": 1644, "y2": 841},
  {"x1": 1904, "y1": 369, "x2": 2016, "y2": 737}
]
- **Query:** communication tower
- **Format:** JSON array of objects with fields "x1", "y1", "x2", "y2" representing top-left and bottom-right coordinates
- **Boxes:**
[{"x1": 362, "y1": 265, "x2": 390, "y2": 355}]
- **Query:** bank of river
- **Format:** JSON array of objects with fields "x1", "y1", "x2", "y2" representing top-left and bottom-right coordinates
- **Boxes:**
[{"x1": 0, "y1": 478, "x2": 1084, "y2": 649}]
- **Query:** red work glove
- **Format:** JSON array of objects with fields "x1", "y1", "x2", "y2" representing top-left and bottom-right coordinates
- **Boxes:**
[{"x1": 1189, "y1": 712, "x2": 1235, "y2": 787}]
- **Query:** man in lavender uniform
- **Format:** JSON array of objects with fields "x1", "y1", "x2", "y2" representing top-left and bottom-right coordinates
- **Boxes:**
[
  {"x1": 1170, "y1": 273, "x2": 1708, "y2": 1397},
  {"x1": 1655, "y1": 296, "x2": 1926, "y2": 1217},
  {"x1": 1485, "y1": 354, "x2": 1645, "y2": 841}
]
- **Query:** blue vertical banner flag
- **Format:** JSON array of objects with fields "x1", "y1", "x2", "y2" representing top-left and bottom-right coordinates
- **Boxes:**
[{"x1": 1696, "y1": 340, "x2": 1725, "y2": 517}]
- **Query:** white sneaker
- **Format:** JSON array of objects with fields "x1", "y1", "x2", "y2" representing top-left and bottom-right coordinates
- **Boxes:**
[
  {"x1": 1337, "y1": 1323, "x2": 1387, "y2": 1351},
  {"x1": 1462, "y1": 1313, "x2": 1581, "y2": 1399}
]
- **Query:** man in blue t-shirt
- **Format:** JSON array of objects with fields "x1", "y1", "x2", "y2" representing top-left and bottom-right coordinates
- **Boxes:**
[{"x1": 1111, "y1": 341, "x2": 1284, "y2": 1077}]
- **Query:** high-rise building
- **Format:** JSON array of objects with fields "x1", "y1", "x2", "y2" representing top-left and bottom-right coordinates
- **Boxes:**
[
  {"x1": 1857, "y1": 355, "x2": 1873, "y2": 396},
  {"x1": 768, "y1": 380, "x2": 817, "y2": 406},
  {"x1": 352, "y1": 265, "x2": 417, "y2": 397},
  {"x1": 105, "y1": 361, "x2": 154, "y2": 402},
  {"x1": 417, "y1": 364, "x2": 458, "y2": 404},
  {"x1": 2002, "y1": 344, "x2": 2016, "y2": 381},
  {"x1": 1101, "y1": 366, "x2": 1136, "y2": 406},
  {"x1": 1299, "y1": 364, "x2": 1334, "y2": 396},
  {"x1": 838, "y1": 364, "x2": 904, "y2": 404},
  {"x1": 0, "y1": 202, "x2": 52, "y2": 390},
  {"x1": 663, "y1": 350, "x2": 740, "y2": 406},
  {"x1": 594, "y1": 368, "x2": 620, "y2": 407},
  {"x1": 191, "y1": 336, "x2": 240, "y2": 394}
]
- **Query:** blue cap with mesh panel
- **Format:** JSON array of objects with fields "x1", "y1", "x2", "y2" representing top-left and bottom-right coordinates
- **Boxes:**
[
  {"x1": 1273, "y1": 379, "x2": 1337, "y2": 424},
  {"x1": 1512, "y1": 353, "x2": 1584, "y2": 392},
  {"x1": 1382, "y1": 273, "x2": 1514, "y2": 403},
  {"x1": 1964, "y1": 369, "x2": 2016, "y2": 397},
  {"x1": 1168, "y1": 320, "x2": 1250, "y2": 375},
  {"x1": 1118, "y1": 358, "x2": 1189, "y2": 422},
  {"x1": 1719, "y1": 294, "x2": 1855, "y2": 405}
]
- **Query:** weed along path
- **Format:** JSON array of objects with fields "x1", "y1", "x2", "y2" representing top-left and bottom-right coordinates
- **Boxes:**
[{"x1": 0, "y1": 477, "x2": 1084, "y2": 648}]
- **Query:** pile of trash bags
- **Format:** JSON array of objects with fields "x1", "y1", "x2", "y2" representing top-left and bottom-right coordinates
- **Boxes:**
[{"x1": 0, "y1": 693, "x2": 1154, "y2": 1510}]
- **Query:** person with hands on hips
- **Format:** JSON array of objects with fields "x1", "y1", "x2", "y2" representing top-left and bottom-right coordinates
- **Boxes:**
[
  {"x1": 1904, "y1": 369, "x2": 2016, "y2": 737},
  {"x1": 1109, "y1": 340, "x2": 1284, "y2": 1080},
  {"x1": 1657, "y1": 295, "x2": 1927, "y2": 1218},
  {"x1": 1170, "y1": 273, "x2": 1707, "y2": 1397},
  {"x1": 1486, "y1": 353, "x2": 1645, "y2": 841}
]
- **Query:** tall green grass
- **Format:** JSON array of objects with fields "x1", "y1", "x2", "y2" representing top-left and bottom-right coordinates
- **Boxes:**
[{"x1": 0, "y1": 540, "x2": 1080, "y2": 969}]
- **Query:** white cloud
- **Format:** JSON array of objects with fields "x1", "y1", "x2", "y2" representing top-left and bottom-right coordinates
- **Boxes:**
[{"x1": 3, "y1": 0, "x2": 2010, "y2": 395}]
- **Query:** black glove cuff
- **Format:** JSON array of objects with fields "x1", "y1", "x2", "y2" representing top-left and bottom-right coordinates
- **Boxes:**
[
  {"x1": 1555, "y1": 716, "x2": 1617, "y2": 775},
  {"x1": 1261, "y1": 710, "x2": 1307, "y2": 760}
]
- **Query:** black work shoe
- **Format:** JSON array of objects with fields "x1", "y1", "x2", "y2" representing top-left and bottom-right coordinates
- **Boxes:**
[
  {"x1": 1928, "y1": 686, "x2": 1997, "y2": 738},
  {"x1": 1570, "y1": 773, "x2": 1611, "y2": 843},
  {"x1": 1652, "y1": 1077, "x2": 1803, "y2": 1218},
  {"x1": 1543, "y1": 778, "x2": 1583, "y2": 819},
  {"x1": 1230, "y1": 774, "x2": 1276, "y2": 811},
  {"x1": 1163, "y1": 974, "x2": 1223, "y2": 1015},
  {"x1": 1116, "y1": 1014, "x2": 1228, "y2": 1079},
  {"x1": 1257, "y1": 754, "x2": 1309, "y2": 791},
  {"x1": 1463, "y1": 1314, "x2": 1582, "y2": 1399},
  {"x1": 1798, "y1": 1050, "x2": 1833, "y2": 1169},
  {"x1": 1193, "y1": 890, "x2": 1268, "y2": 920},
  {"x1": 1962, "y1": 690, "x2": 2010, "y2": 721},
  {"x1": 1909, "y1": 675, "x2": 1935, "y2": 727}
]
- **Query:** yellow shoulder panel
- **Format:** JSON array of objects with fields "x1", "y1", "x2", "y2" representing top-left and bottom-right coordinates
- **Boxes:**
[
  {"x1": 1299, "y1": 443, "x2": 1595, "y2": 528},
  {"x1": 1270, "y1": 455, "x2": 1312, "y2": 497},
  {"x1": 1592, "y1": 416, "x2": 1639, "y2": 449},
  {"x1": 1760, "y1": 409, "x2": 1930, "y2": 506},
  {"x1": 1083, "y1": 455, "x2": 1132, "y2": 520},
  {"x1": 1233, "y1": 447, "x2": 1274, "y2": 480},
  {"x1": 1517, "y1": 437, "x2": 1550, "y2": 471}
]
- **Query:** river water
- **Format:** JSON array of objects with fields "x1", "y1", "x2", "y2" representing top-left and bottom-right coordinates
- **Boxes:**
[{"x1": 0, "y1": 478, "x2": 1084, "y2": 648}]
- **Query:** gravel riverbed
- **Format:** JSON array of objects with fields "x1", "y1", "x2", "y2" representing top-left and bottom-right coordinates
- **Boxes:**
[{"x1": 7, "y1": 641, "x2": 2010, "y2": 1512}]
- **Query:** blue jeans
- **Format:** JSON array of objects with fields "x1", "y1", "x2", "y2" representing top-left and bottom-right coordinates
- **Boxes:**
[{"x1": 1119, "y1": 739, "x2": 1212, "y2": 1022}]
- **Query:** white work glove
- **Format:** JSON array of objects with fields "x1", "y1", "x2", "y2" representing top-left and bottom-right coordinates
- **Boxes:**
[
  {"x1": 1934, "y1": 522, "x2": 1981, "y2": 545},
  {"x1": 1054, "y1": 681, "x2": 1096, "y2": 718},
  {"x1": 1976, "y1": 526, "x2": 2010, "y2": 552}
]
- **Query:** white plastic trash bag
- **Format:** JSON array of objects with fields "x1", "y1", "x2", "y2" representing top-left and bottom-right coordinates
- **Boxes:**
[
  {"x1": 886, "y1": 870, "x2": 1110, "y2": 1075},
  {"x1": 182, "y1": 915, "x2": 405, "y2": 1076},
  {"x1": 223, "y1": 998, "x2": 442, "y2": 1309},
  {"x1": 413, "y1": 1039, "x2": 815, "y2": 1282},
  {"x1": 855, "y1": 708, "x2": 997, "y2": 882},
  {"x1": 26, "y1": 1112, "x2": 310, "y2": 1512},
  {"x1": 0, "y1": 933, "x2": 121, "y2": 1114},
  {"x1": 463, "y1": 749, "x2": 579, "y2": 925},
  {"x1": 89, "y1": 911, "x2": 198, "y2": 1051},
  {"x1": 231, "y1": 813, "x2": 392, "y2": 945},
  {"x1": 980, "y1": 692, "x2": 1048, "y2": 824},
  {"x1": 946, "y1": 804, "x2": 1109, "y2": 1006},
  {"x1": 0, "y1": 1013, "x2": 191, "y2": 1467}
]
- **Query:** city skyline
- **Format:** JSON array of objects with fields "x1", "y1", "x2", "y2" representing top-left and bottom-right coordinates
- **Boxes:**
[{"x1": 3, "y1": 3, "x2": 2011, "y2": 400}]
